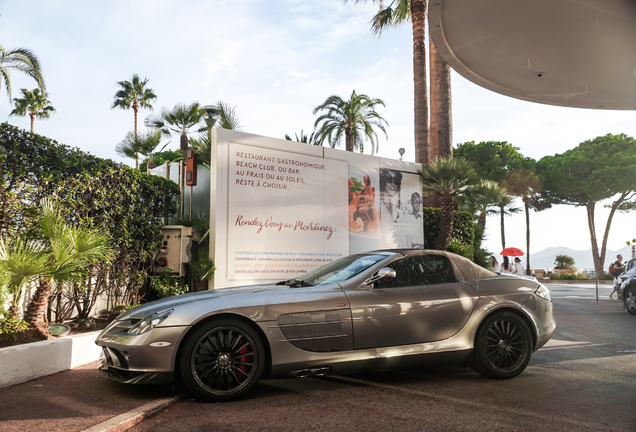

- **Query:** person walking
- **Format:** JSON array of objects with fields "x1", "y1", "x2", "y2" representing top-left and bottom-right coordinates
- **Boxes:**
[{"x1": 609, "y1": 254, "x2": 625, "y2": 299}]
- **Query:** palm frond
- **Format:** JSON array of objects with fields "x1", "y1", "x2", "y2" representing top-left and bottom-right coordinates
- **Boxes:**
[
  {"x1": 0, "y1": 46, "x2": 46, "y2": 100},
  {"x1": 0, "y1": 237, "x2": 48, "y2": 296}
]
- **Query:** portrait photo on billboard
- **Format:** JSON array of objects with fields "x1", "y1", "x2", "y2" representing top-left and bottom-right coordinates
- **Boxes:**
[{"x1": 379, "y1": 168, "x2": 424, "y2": 249}]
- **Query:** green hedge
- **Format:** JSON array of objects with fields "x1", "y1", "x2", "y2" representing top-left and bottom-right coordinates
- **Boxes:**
[
  {"x1": 549, "y1": 273, "x2": 588, "y2": 280},
  {"x1": 422, "y1": 207, "x2": 474, "y2": 249},
  {"x1": 0, "y1": 123, "x2": 179, "y2": 314}
]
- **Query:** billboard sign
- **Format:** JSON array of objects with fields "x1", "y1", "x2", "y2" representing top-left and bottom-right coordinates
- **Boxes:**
[{"x1": 212, "y1": 130, "x2": 422, "y2": 288}]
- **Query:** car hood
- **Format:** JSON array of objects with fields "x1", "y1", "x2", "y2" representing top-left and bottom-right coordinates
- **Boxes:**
[{"x1": 117, "y1": 283, "x2": 287, "y2": 320}]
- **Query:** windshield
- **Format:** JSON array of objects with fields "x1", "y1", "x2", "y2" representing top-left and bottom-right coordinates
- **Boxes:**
[{"x1": 287, "y1": 253, "x2": 389, "y2": 287}]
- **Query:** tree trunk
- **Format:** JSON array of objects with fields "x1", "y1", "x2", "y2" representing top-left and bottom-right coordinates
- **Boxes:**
[
  {"x1": 435, "y1": 193, "x2": 454, "y2": 250},
  {"x1": 500, "y1": 204, "x2": 506, "y2": 250},
  {"x1": 345, "y1": 129, "x2": 354, "y2": 152},
  {"x1": 428, "y1": 34, "x2": 453, "y2": 162},
  {"x1": 29, "y1": 112, "x2": 36, "y2": 133},
  {"x1": 477, "y1": 212, "x2": 486, "y2": 229},
  {"x1": 24, "y1": 279, "x2": 53, "y2": 339},
  {"x1": 133, "y1": 100, "x2": 140, "y2": 169},
  {"x1": 8, "y1": 303, "x2": 22, "y2": 320},
  {"x1": 180, "y1": 133, "x2": 189, "y2": 151},
  {"x1": 412, "y1": 0, "x2": 429, "y2": 165},
  {"x1": 585, "y1": 202, "x2": 604, "y2": 277},
  {"x1": 133, "y1": 100, "x2": 139, "y2": 137},
  {"x1": 600, "y1": 191, "x2": 629, "y2": 266}
]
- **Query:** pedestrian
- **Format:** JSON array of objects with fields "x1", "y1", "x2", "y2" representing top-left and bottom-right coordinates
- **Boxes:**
[
  {"x1": 609, "y1": 254, "x2": 625, "y2": 299},
  {"x1": 492, "y1": 256, "x2": 500, "y2": 273},
  {"x1": 513, "y1": 257, "x2": 525, "y2": 275},
  {"x1": 501, "y1": 256, "x2": 513, "y2": 274}
]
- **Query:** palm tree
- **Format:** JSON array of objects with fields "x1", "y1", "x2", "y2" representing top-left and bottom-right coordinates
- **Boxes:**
[
  {"x1": 9, "y1": 88, "x2": 56, "y2": 133},
  {"x1": 20, "y1": 199, "x2": 114, "y2": 339},
  {"x1": 462, "y1": 180, "x2": 507, "y2": 230},
  {"x1": 0, "y1": 238, "x2": 47, "y2": 320},
  {"x1": 0, "y1": 44, "x2": 46, "y2": 101},
  {"x1": 428, "y1": 37, "x2": 453, "y2": 161},
  {"x1": 420, "y1": 156, "x2": 481, "y2": 250},
  {"x1": 145, "y1": 102, "x2": 207, "y2": 151},
  {"x1": 112, "y1": 74, "x2": 157, "y2": 137},
  {"x1": 112, "y1": 74, "x2": 157, "y2": 169},
  {"x1": 351, "y1": 0, "x2": 430, "y2": 164},
  {"x1": 313, "y1": 90, "x2": 388, "y2": 154},
  {"x1": 176, "y1": 101, "x2": 242, "y2": 167},
  {"x1": 116, "y1": 129, "x2": 168, "y2": 173},
  {"x1": 284, "y1": 130, "x2": 319, "y2": 145}
]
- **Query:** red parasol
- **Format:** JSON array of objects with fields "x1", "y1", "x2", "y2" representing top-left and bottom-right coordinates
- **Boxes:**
[{"x1": 500, "y1": 247, "x2": 524, "y2": 256}]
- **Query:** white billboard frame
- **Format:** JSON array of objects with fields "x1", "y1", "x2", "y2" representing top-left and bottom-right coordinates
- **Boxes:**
[{"x1": 210, "y1": 129, "x2": 423, "y2": 289}]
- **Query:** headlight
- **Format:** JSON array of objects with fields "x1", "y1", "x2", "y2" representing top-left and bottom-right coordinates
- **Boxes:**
[
  {"x1": 535, "y1": 285, "x2": 552, "y2": 302},
  {"x1": 127, "y1": 309, "x2": 174, "y2": 335}
]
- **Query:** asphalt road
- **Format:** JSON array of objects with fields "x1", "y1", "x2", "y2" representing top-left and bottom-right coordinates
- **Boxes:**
[{"x1": 125, "y1": 283, "x2": 636, "y2": 432}]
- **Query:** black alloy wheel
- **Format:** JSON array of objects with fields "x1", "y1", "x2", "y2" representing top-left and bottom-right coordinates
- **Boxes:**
[
  {"x1": 625, "y1": 286, "x2": 636, "y2": 315},
  {"x1": 471, "y1": 311, "x2": 532, "y2": 379},
  {"x1": 180, "y1": 318, "x2": 265, "y2": 401}
]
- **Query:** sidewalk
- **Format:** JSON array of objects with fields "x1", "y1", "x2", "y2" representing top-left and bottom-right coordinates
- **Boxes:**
[{"x1": 0, "y1": 361, "x2": 182, "y2": 432}]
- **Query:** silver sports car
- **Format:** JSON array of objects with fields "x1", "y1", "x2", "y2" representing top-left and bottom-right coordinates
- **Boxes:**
[{"x1": 95, "y1": 250, "x2": 555, "y2": 401}]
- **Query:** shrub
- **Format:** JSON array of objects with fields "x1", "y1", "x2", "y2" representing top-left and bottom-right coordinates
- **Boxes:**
[
  {"x1": 423, "y1": 208, "x2": 474, "y2": 250},
  {"x1": 554, "y1": 254, "x2": 575, "y2": 269},
  {"x1": 0, "y1": 317, "x2": 29, "y2": 343},
  {"x1": 549, "y1": 273, "x2": 588, "y2": 280},
  {"x1": 0, "y1": 123, "x2": 179, "y2": 319},
  {"x1": 149, "y1": 268, "x2": 188, "y2": 298}
]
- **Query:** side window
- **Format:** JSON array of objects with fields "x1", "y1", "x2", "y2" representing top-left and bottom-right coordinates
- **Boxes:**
[
  {"x1": 418, "y1": 256, "x2": 454, "y2": 285},
  {"x1": 377, "y1": 255, "x2": 454, "y2": 288}
]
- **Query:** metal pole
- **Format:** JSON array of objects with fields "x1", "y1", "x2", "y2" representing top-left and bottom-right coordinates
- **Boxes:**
[
  {"x1": 189, "y1": 184, "x2": 193, "y2": 218},
  {"x1": 179, "y1": 161, "x2": 184, "y2": 219},
  {"x1": 595, "y1": 273, "x2": 599, "y2": 303},
  {"x1": 164, "y1": 161, "x2": 169, "y2": 225}
]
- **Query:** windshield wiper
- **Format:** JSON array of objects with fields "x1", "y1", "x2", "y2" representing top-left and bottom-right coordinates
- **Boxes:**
[{"x1": 284, "y1": 278, "x2": 313, "y2": 288}]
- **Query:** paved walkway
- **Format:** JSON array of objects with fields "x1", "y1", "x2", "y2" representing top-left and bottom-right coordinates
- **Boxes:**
[{"x1": 0, "y1": 361, "x2": 181, "y2": 432}]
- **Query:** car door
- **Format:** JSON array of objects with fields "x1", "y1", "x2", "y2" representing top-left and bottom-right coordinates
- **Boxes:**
[{"x1": 344, "y1": 254, "x2": 479, "y2": 350}]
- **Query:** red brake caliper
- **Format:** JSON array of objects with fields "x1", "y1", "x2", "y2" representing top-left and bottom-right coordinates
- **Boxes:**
[{"x1": 237, "y1": 338, "x2": 248, "y2": 379}]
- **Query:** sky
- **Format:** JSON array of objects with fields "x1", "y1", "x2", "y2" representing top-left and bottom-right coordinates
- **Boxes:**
[{"x1": 1, "y1": 0, "x2": 635, "y2": 266}]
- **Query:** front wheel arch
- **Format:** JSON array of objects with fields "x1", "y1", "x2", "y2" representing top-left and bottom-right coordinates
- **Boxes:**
[{"x1": 174, "y1": 313, "x2": 272, "y2": 386}]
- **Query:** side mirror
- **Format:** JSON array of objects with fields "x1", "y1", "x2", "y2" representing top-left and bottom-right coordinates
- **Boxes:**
[{"x1": 363, "y1": 267, "x2": 396, "y2": 286}]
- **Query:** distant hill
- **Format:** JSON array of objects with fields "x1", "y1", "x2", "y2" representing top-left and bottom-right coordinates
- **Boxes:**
[{"x1": 524, "y1": 245, "x2": 633, "y2": 271}]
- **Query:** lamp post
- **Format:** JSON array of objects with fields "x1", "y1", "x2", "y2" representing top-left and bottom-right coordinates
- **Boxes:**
[
  {"x1": 399, "y1": 148, "x2": 405, "y2": 161},
  {"x1": 201, "y1": 105, "x2": 219, "y2": 131}
]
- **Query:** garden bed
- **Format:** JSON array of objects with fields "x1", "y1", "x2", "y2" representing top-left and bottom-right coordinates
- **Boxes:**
[{"x1": 0, "y1": 330, "x2": 104, "y2": 388}]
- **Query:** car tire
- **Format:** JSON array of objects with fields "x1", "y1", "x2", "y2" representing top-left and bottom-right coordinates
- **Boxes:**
[
  {"x1": 179, "y1": 318, "x2": 265, "y2": 402},
  {"x1": 471, "y1": 311, "x2": 532, "y2": 379},
  {"x1": 624, "y1": 286, "x2": 636, "y2": 315}
]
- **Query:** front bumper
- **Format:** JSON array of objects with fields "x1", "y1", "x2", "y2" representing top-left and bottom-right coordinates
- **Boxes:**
[
  {"x1": 98, "y1": 352, "x2": 174, "y2": 385},
  {"x1": 95, "y1": 323, "x2": 189, "y2": 381}
]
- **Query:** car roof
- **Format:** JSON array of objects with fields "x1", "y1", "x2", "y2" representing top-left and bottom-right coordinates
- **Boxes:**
[{"x1": 365, "y1": 248, "x2": 497, "y2": 282}]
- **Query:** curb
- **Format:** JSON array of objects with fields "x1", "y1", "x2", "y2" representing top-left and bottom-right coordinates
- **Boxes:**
[
  {"x1": 541, "y1": 280, "x2": 612, "y2": 284},
  {"x1": 80, "y1": 395, "x2": 184, "y2": 432}
]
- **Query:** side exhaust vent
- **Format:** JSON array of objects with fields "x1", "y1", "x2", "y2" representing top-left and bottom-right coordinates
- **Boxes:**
[{"x1": 292, "y1": 366, "x2": 332, "y2": 378}]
